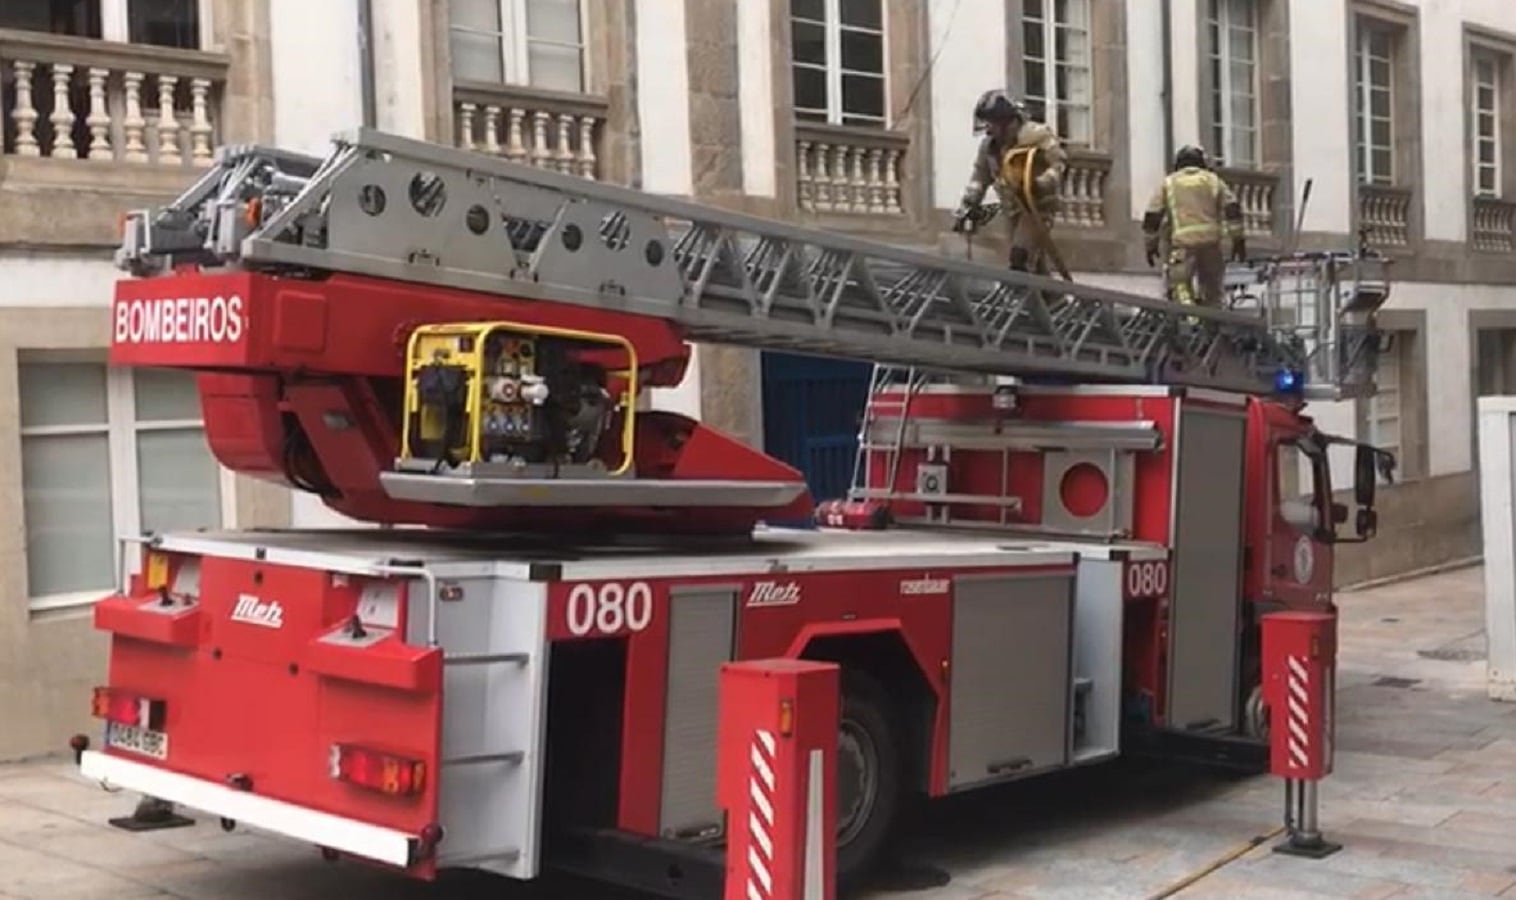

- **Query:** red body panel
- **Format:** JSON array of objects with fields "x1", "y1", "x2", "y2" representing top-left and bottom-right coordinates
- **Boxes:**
[
  {"x1": 1245, "y1": 401, "x2": 1335, "y2": 611},
  {"x1": 95, "y1": 555, "x2": 443, "y2": 872},
  {"x1": 1262, "y1": 611, "x2": 1337, "y2": 779},
  {"x1": 110, "y1": 270, "x2": 810, "y2": 534}
]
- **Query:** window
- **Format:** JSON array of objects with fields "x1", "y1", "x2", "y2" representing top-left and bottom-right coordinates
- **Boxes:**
[
  {"x1": 0, "y1": 0, "x2": 201, "y2": 48},
  {"x1": 450, "y1": 0, "x2": 586, "y2": 94},
  {"x1": 1021, "y1": 0, "x2": 1092, "y2": 146},
  {"x1": 790, "y1": 0, "x2": 887, "y2": 128},
  {"x1": 1353, "y1": 20, "x2": 1395, "y2": 185},
  {"x1": 1206, "y1": 0, "x2": 1259, "y2": 168},
  {"x1": 1473, "y1": 51, "x2": 1501, "y2": 198},
  {"x1": 20, "y1": 356, "x2": 224, "y2": 609},
  {"x1": 1364, "y1": 333, "x2": 1402, "y2": 464}
]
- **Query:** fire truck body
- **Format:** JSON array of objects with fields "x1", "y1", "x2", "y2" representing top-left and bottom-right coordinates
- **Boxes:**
[
  {"x1": 83, "y1": 522, "x2": 1171, "y2": 885},
  {"x1": 74, "y1": 129, "x2": 1395, "y2": 894}
]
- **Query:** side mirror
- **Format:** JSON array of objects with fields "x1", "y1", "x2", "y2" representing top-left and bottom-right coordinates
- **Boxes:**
[{"x1": 1354, "y1": 444, "x2": 1377, "y2": 506}]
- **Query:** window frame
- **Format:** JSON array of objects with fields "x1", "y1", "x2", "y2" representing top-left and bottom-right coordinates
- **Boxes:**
[
  {"x1": 1020, "y1": 0, "x2": 1094, "y2": 147},
  {"x1": 19, "y1": 353, "x2": 229, "y2": 612},
  {"x1": 448, "y1": 0, "x2": 590, "y2": 93},
  {"x1": 0, "y1": 0, "x2": 213, "y2": 48},
  {"x1": 1205, "y1": 0, "x2": 1261, "y2": 169},
  {"x1": 789, "y1": 0, "x2": 891, "y2": 129},
  {"x1": 1472, "y1": 49, "x2": 1502, "y2": 199},
  {"x1": 1353, "y1": 18, "x2": 1397, "y2": 186}
]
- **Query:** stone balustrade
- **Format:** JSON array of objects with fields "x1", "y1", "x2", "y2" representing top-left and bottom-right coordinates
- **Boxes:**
[
  {"x1": 1472, "y1": 196, "x2": 1516, "y2": 254},
  {"x1": 0, "y1": 29, "x2": 228, "y2": 167},
  {"x1": 1056, "y1": 150, "x2": 1111, "y2": 228},
  {"x1": 1358, "y1": 183, "x2": 1413, "y2": 248},
  {"x1": 794, "y1": 122, "x2": 907, "y2": 215},
  {"x1": 1217, "y1": 167, "x2": 1278, "y2": 238},
  {"x1": 453, "y1": 81, "x2": 608, "y2": 180}
]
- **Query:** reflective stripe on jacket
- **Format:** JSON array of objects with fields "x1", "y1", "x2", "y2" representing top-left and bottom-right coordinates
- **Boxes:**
[{"x1": 1143, "y1": 167, "x2": 1243, "y2": 248}]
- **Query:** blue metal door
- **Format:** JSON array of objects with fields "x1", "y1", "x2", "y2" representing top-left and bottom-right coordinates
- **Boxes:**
[{"x1": 760, "y1": 351, "x2": 872, "y2": 509}]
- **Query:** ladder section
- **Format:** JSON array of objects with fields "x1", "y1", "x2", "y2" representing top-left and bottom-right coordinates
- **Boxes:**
[{"x1": 116, "y1": 128, "x2": 1328, "y2": 396}]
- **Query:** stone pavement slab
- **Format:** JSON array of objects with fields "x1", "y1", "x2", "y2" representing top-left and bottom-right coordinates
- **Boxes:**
[{"x1": 3, "y1": 565, "x2": 1516, "y2": 899}]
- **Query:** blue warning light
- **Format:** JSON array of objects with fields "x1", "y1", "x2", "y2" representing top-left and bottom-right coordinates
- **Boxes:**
[{"x1": 1274, "y1": 367, "x2": 1303, "y2": 394}]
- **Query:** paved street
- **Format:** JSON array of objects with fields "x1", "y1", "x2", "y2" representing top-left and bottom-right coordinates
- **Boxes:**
[{"x1": 3, "y1": 565, "x2": 1515, "y2": 899}]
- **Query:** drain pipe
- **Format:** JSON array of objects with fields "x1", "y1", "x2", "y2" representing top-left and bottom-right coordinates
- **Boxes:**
[
  {"x1": 1160, "y1": 0, "x2": 1174, "y2": 167},
  {"x1": 357, "y1": 0, "x2": 377, "y2": 128}
]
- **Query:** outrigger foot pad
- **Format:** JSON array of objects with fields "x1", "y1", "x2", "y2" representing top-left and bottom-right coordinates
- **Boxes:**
[
  {"x1": 109, "y1": 795, "x2": 195, "y2": 832},
  {"x1": 1272, "y1": 832, "x2": 1342, "y2": 859}
]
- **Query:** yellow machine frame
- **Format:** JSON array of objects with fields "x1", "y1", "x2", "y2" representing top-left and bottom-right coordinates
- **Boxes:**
[{"x1": 399, "y1": 320, "x2": 639, "y2": 475}]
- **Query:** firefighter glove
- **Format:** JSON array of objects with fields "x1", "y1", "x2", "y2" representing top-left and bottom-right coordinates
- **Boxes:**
[
  {"x1": 1144, "y1": 244, "x2": 1158, "y2": 268},
  {"x1": 1231, "y1": 236, "x2": 1247, "y2": 262},
  {"x1": 952, "y1": 205, "x2": 975, "y2": 233}
]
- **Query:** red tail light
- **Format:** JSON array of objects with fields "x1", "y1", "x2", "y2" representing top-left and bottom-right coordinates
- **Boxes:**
[
  {"x1": 91, "y1": 687, "x2": 166, "y2": 730},
  {"x1": 329, "y1": 743, "x2": 426, "y2": 796}
]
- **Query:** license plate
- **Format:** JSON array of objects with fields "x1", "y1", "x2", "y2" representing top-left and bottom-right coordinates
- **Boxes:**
[{"x1": 105, "y1": 721, "x2": 169, "y2": 761}]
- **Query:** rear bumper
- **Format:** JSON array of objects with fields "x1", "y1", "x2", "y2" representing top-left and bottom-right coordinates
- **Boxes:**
[{"x1": 78, "y1": 750, "x2": 418, "y2": 867}]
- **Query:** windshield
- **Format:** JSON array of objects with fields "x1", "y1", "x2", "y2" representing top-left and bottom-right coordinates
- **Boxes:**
[{"x1": 1276, "y1": 438, "x2": 1327, "y2": 535}]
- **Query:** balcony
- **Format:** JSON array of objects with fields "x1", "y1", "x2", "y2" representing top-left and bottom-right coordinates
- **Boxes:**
[
  {"x1": 1473, "y1": 196, "x2": 1516, "y2": 254},
  {"x1": 1357, "y1": 183, "x2": 1413, "y2": 248},
  {"x1": 1217, "y1": 167, "x2": 1279, "y2": 238},
  {"x1": 453, "y1": 81, "x2": 609, "y2": 180},
  {"x1": 0, "y1": 30, "x2": 228, "y2": 168},
  {"x1": 795, "y1": 122, "x2": 906, "y2": 215},
  {"x1": 1052, "y1": 149, "x2": 1111, "y2": 229}
]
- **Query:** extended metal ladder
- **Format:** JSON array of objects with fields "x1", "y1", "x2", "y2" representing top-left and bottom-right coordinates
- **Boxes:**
[{"x1": 115, "y1": 127, "x2": 1382, "y2": 398}]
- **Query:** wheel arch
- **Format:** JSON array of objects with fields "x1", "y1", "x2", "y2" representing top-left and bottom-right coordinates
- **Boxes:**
[{"x1": 787, "y1": 624, "x2": 939, "y2": 795}]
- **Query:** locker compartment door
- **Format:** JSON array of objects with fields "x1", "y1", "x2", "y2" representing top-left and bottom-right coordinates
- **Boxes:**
[
  {"x1": 947, "y1": 572, "x2": 1075, "y2": 791},
  {"x1": 1166, "y1": 405, "x2": 1247, "y2": 732}
]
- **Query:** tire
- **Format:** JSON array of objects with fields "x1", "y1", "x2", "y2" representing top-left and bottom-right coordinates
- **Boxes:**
[{"x1": 835, "y1": 669, "x2": 904, "y2": 890}]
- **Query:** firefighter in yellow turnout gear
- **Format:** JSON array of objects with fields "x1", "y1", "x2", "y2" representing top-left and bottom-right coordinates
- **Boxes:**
[
  {"x1": 1142, "y1": 145, "x2": 1246, "y2": 307},
  {"x1": 953, "y1": 90, "x2": 1068, "y2": 275}
]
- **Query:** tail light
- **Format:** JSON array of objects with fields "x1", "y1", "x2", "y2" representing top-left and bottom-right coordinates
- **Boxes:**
[
  {"x1": 329, "y1": 743, "x2": 426, "y2": 796},
  {"x1": 91, "y1": 687, "x2": 166, "y2": 730}
]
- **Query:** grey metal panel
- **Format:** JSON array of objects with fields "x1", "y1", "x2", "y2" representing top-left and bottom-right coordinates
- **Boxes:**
[
  {"x1": 659, "y1": 585, "x2": 737, "y2": 839},
  {"x1": 1071, "y1": 558, "x2": 1124, "y2": 762},
  {"x1": 947, "y1": 573, "x2": 1074, "y2": 790},
  {"x1": 1166, "y1": 405, "x2": 1247, "y2": 731}
]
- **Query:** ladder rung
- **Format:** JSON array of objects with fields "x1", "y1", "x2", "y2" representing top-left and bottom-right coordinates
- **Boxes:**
[
  {"x1": 443, "y1": 751, "x2": 525, "y2": 767},
  {"x1": 446, "y1": 651, "x2": 530, "y2": 666}
]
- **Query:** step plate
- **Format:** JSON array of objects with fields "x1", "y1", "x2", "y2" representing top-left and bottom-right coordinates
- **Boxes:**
[{"x1": 378, "y1": 472, "x2": 807, "y2": 508}]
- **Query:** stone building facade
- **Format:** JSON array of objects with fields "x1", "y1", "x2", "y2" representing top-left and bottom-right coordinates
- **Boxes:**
[{"x1": 0, "y1": 0, "x2": 1511, "y2": 757}]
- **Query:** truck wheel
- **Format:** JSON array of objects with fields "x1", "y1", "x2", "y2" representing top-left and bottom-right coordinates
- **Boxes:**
[{"x1": 836, "y1": 670, "x2": 903, "y2": 889}]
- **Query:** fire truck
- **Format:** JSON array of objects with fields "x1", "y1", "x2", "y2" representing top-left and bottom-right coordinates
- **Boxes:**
[{"x1": 74, "y1": 129, "x2": 1393, "y2": 897}]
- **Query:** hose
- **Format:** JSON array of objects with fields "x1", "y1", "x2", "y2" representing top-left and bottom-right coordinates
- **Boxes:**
[{"x1": 1143, "y1": 825, "x2": 1285, "y2": 900}]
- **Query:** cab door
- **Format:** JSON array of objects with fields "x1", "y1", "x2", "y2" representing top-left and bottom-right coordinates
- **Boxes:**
[{"x1": 1265, "y1": 432, "x2": 1336, "y2": 610}]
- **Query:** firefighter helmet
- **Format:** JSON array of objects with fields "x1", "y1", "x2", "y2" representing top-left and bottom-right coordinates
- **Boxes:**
[
  {"x1": 1173, "y1": 144, "x2": 1210, "y2": 171},
  {"x1": 973, "y1": 89, "x2": 1026, "y2": 134}
]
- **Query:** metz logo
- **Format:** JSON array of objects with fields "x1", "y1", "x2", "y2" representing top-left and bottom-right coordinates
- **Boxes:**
[
  {"x1": 230, "y1": 594, "x2": 284, "y2": 629},
  {"x1": 900, "y1": 578, "x2": 950, "y2": 596},
  {"x1": 746, "y1": 581, "x2": 802, "y2": 608},
  {"x1": 115, "y1": 295, "x2": 246, "y2": 345}
]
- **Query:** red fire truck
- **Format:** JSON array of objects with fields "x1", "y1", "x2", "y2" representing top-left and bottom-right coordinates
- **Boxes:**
[{"x1": 74, "y1": 129, "x2": 1393, "y2": 897}]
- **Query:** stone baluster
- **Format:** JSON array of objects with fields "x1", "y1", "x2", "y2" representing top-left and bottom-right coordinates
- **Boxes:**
[
  {"x1": 483, "y1": 106, "x2": 501, "y2": 156},
  {"x1": 122, "y1": 71, "x2": 148, "y2": 162},
  {"x1": 189, "y1": 77, "x2": 213, "y2": 165},
  {"x1": 49, "y1": 63, "x2": 76, "y2": 159},
  {"x1": 529, "y1": 110, "x2": 550, "y2": 169},
  {"x1": 506, "y1": 108, "x2": 527, "y2": 163},
  {"x1": 797, "y1": 140, "x2": 813, "y2": 210},
  {"x1": 85, "y1": 68, "x2": 111, "y2": 160},
  {"x1": 12, "y1": 61, "x2": 40, "y2": 157},
  {"x1": 156, "y1": 74, "x2": 180, "y2": 165},
  {"x1": 577, "y1": 115, "x2": 597, "y2": 179},
  {"x1": 457, "y1": 102, "x2": 477, "y2": 151},
  {"x1": 554, "y1": 113, "x2": 574, "y2": 174},
  {"x1": 866, "y1": 148, "x2": 884, "y2": 214},
  {"x1": 883, "y1": 148, "x2": 901, "y2": 213}
]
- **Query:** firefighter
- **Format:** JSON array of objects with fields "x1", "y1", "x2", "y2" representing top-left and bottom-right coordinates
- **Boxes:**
[
  {"x1": 953, "y1": 89, "x2": 1068, "y2": 274},
  {"x1": 1141, "y1": 144, "x2": 1246, "y2": 308}
]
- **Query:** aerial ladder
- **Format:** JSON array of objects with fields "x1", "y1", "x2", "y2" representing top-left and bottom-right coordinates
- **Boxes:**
[{"x1": 112, "y1": 128, "x2": 1389, "y2": 526}]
